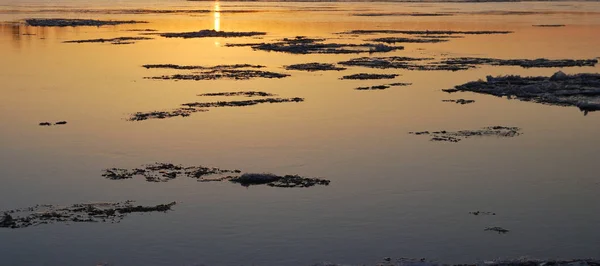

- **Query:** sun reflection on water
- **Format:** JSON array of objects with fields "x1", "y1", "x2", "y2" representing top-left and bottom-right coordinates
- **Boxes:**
[
  {"x1": 214, "y1": 1, "x2": 221, "y2": 46},
  {"x1": 214, "y1": 1, "x2": 220, "y2": 32}
]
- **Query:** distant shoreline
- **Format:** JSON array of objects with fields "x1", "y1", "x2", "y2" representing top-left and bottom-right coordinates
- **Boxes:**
[{"x1": 187, "y1": 0, "x2": 599, "y2": 3}]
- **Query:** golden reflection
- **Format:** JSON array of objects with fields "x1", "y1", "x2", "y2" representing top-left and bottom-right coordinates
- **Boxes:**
[
  {"x1": 214, "y1": 1, "x2": 221, "y2": 32},
  {"x1": 213, "y1": 1, "x2": 221, "y2": 46},
  {"x1": 0, "y1": 23, "x2": 52, "y2": 50}
]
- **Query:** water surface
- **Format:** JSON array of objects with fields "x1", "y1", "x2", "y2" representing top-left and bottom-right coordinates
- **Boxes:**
[{"x1": 1, "y1": 1, "x2": 600, "y2": 265}]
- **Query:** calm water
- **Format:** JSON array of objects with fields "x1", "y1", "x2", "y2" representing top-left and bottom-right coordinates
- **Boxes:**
[{"x1": 1, "y1": 1, "x2": 600, "y2": 265}]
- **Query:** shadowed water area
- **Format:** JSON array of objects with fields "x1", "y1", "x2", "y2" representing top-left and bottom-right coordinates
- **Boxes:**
[{"x1": 1, "y1": 0, "x2": 600, "y2": 265}]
